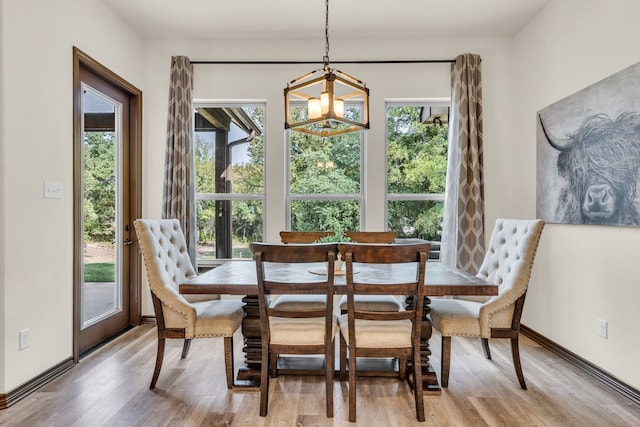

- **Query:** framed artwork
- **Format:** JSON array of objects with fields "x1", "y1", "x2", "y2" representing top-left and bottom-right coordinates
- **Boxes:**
[{"x1": 537, "y1": 61, "x2": 640, "y2": 226}]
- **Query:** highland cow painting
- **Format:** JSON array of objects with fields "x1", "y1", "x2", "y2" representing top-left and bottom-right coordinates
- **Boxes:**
[{"x1": 537, "y1": 61, "x2": 640, "y2": 226}]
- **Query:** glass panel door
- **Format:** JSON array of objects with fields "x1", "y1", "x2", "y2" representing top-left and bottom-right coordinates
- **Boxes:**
[{"x1": 81, "y1": 85, "x2": 123, "y2": 329}]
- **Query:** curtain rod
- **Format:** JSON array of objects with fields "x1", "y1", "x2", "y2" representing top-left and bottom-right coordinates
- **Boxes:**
[{"x1": 191, "y1": 59, "x2": 454, "y2": 65}]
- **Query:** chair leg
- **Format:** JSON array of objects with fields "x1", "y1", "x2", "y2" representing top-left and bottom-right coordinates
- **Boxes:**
[
  {"x1": 440, "y1": 336, "x2": 451, "y2": 388},
  {"x1": 326, "y1": 341, "x2": 334, "y2": 418},
  {"x1": 150, "y1": 337, "x2": 166, "y2": 389},
  {"x1": 181, "y1": 339, "x2": 192, "y2": 359},
  {"x1": 413, "y1": 346, "x2": 425, "y2": 422},
  {"x1": 270, "y1": 352, "x2": 278, "y2": 378},
  {"x1": 481, "y1": 337, "x2": 491, "y2": 359},
  {"x1": 348, "y1": 345, "x2": 357, "y2": 423},
  {"x1": 260, "y1": 345, "x2": 270, "y2": 416},
  {"x1": 339, "y1": 333, "x2": 347, "y2": 381},
  {"x1": 399, "y1": 357, "x2": 407, "y2": 380},
  {"x1": 510, "y1": 336, "x2": 527, "y2": 390},
  {"x1": 224, "y1": 336, "x2": 235, "y2": 389}
]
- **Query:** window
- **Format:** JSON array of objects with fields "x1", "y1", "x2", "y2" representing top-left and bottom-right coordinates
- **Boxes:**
[
  {"x1": 194, "y1": 103, "x2": 265, "y2": 262},
  {"x1": 386, "y1": 102, "x2": 449, "y2": 254},
  {"x1": 286, "y1": 102, "x2": 364, "y2": 232}
]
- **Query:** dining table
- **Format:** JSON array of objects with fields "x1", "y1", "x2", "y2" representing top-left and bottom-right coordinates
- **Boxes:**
[{"x1": 179, "y1": 259, "x2": 498, "y2": 394}]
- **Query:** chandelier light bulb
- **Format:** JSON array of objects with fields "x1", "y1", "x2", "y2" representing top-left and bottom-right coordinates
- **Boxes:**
[{"x1": 308, "y1": 98, "x2": 322, "y2": 119}]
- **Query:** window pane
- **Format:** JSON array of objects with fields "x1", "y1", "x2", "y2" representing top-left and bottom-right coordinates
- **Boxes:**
[
  {"x1": 195, "y1": 106, "x2": 264, "y2": 194},
  {"x1": 196, "y1": 199, "x2": 263, "y2": 260},
  {"x1": 291, "y1": 200, "x2": 360, "y2": 232},
  {"x1": 386, "y1": 106, "x2": 448, "y2": 194},
  {"x1": 290, "y1": 105, "x2": 361, "y2": 195},
  {"x1": 194, "y1": 104, "x2": 265, "y2": 262},
  {"x1": 82, "y1": 87, "x2": 121, "y2": 328},
  {"x1": 387, "y1": 200, "x2": 444, "y2": 241}
]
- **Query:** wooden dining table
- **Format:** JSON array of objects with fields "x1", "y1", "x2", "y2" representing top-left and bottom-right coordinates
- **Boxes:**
[{"x1": 180, "y1": 260, "x2": 498, "y2": 394}]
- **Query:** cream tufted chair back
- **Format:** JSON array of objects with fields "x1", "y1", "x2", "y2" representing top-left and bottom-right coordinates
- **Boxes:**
[
  {"x1": 474, "y1": 218, "x2": 545, "y2": 334},
  {"x1": 429, "y1": 218, "x2": 544, "y2": 390},
  {"x1": 135, "y1": 218, "x2": 199, "y2": 334}
]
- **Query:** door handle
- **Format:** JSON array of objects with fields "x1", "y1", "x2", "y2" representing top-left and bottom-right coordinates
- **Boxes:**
[{"x1": 124, "y1": 238, "x2": 133, "y2": 246}]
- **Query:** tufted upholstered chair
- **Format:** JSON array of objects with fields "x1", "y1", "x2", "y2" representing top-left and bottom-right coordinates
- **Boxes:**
[
  {"x1": 251, "y1": 242, "x2": 338, "y2": 417},
  {"x1": 134, "y1": 219, "x2": 244, "y2": 389},
  {"x1": 428, "y1": 218, "x2": 544, "y2": 389}
]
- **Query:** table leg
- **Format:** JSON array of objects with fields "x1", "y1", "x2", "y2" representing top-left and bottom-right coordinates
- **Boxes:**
[
  {"x1": 405, "y1": 295, "x2": 441, "y2": 394},
  {"x1": 236, "y1": 295, "x2": 262, "y2": 384}
]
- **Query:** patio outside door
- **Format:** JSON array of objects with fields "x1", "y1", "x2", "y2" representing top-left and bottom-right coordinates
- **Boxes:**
[{"x1": 73, "y1": 48, "x2": 142, "y2": 358}]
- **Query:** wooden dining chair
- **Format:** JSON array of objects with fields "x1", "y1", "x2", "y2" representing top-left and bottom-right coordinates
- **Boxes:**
[
  {"x1": 428, "y1": 218, "x2": 545, "y2": 389},
  {"x1": 251, "y1": 242, "x2": 339, "y2": 418},
  {"x1": 134, "y1": 219, "x2": 244, "y2": 390},
  {"x1": 339, "y1": 233, "x2": 402, "y2": 314},
  {"x1": 337, "y1": 233, "x2": 403, "y2": 377},
  {"x1": 344, "y1": 231, "x2": 397, "y2": 244},
  {"x1": 279, "y1": 230, "x2": 335, "y2": 243},
  {"x1": 338, "y1": 233, "x2": 403, "y2": 315},
  {"x1": 338, "y1": 242, "x2": 430, "y2": 423}
]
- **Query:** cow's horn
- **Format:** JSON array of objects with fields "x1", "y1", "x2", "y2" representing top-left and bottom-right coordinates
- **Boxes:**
[{"x1": 539, "y1": 114, "x2": 570, "y2": 151}]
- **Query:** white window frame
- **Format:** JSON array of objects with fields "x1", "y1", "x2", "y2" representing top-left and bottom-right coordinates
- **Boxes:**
[
  {"x1": 193, "y1": 100, "x2": 266, "y2": 263},
  {"x1": 384, "y1": 99, "x2": 450, "y2": 236},
  {"x1": 285, "y1": 101, "x2": 366, "y2": 230}
]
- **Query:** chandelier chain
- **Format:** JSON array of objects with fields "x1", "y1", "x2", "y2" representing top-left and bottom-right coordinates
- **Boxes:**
[{"x1": 323, "y1": 0, "x2": 330, "y2": 68}]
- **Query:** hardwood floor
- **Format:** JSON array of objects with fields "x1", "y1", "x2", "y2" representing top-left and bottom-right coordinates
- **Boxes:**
[{"x1": 1, "y1": 324, "x2": 639, "y2": 426}]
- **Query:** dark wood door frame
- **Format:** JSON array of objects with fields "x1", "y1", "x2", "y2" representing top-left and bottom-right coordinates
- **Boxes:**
[{"x1": 72, "y1": 47, "x2": 143, "y2": 362}]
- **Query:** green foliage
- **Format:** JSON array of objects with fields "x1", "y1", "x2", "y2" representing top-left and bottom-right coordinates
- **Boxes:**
[
  {"x1": 84, "y1": 262, "x2": 115, "y2": 282},
  {"x1": 314, "y1": 232, "x2": 352, "y2": 243},
  {"x1": 291, "y1": 200, "x2": 360, "y2": 232},
  {"x1": 387, "y1": 106, "x2": 448, "y2": 194},
  {"x1": 288, "y1": 105, "x2": 362, "y2": 231},
  {"x1": 83, "y1": 132, "x2": 116, "y2": 243},
  {"x1": 386, "y1": 106, "x2": 448, "y2": 241}
]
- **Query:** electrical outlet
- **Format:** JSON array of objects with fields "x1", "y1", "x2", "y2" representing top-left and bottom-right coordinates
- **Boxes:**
[
  {"x1": 44, "y1": 180, "x2": 63, "y2": 199},
  {"x1": 19, "y1": 328, "x2": 30, "y2": 350},
  {"x1": 598, "y1": 319, "x2": 608, "y2": 339}
]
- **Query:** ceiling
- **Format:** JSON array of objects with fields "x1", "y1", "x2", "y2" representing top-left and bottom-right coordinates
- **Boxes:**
[{"x1": 103, "y1": 0, "x2": 551, "y2": 40}]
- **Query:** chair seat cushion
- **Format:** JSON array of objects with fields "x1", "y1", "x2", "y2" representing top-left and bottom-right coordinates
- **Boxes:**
[
  {"x1": 184, "y1": 294, "x2": 221, "y2": 303},
  {"x1": 269, "y1": 315, "x2": 338, "y2": 346},
  {"x1": 428, "y1": 298, "x2": 481, "y2": 337},
  {"x1": 194, "y1": 299, "x2": 244, "y2": 337},
  {"x1": 338, "y1": 314, "x2": 412, "y2": 348},
  {"x1": 338, "y1": 294, "x2": 402, "y2": 312},
  {"x1": 270, "y1": 294, "x2": 327, "y2": 311}
]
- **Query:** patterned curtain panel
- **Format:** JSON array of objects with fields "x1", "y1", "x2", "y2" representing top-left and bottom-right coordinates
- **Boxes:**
[
  {"x1": 440, "y1": 53, "x2": 485, "y2": 274},
  {"x1": 162, "y1": 56, "x2": 197, "y2": 267}
]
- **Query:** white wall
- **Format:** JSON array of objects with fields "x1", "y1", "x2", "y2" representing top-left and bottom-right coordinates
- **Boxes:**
[
  {"x1": 513, "y1": 0, "x2": 640, "y2": 389},
  {"x1": 0, "y1": 0, "x2": 6, "y2": 395},
  {"x1": 0, "y1": 0, "x2": 143, "y2": 392}
]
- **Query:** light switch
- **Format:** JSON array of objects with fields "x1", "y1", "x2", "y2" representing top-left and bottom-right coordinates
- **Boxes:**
[{"x1": 44, "y1": 180, "x2": 63, "y2": 199}]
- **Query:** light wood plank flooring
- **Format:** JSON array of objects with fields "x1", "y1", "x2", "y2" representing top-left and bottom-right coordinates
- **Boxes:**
[{"x1": 1, "y1": 324, "x2": 639, "y2": 426}]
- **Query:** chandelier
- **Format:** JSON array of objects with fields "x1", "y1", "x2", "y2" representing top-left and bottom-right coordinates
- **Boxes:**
[{"x1": 284, "y1": 0, "x2": 369, "y2": 138}]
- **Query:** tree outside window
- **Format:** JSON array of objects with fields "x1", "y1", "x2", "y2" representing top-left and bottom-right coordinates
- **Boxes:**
[
  {"x1": 287, "y1": 103, "x2": 363, "y2": 233},
  {"x1": 386, "y1": 104, "x2": 449, "y2": 244}
]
